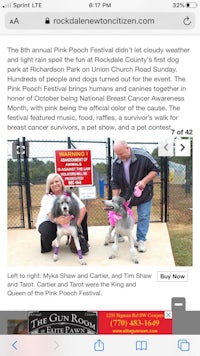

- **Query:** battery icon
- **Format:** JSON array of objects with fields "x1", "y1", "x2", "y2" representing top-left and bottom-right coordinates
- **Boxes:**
[{"x1": 186, "y1": 2, "x2": 198, "y2": 7}]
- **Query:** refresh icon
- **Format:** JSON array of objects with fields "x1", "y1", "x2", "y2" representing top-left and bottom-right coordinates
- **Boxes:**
[{"x1": 183, "y1": 16, "x2": 192, "y2": 25}]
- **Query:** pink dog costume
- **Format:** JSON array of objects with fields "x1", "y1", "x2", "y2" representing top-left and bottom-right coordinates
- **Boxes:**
[{"x1": 108, "y1": 201, "x2": 135, "y2": 227}]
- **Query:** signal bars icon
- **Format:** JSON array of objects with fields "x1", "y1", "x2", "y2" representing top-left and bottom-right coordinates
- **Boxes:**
[{"x1": 2, "y1": 3, "x2": 11, "y2": 8}]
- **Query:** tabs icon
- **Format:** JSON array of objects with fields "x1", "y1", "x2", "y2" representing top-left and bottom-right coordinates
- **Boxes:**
[{"x1": 178, "y1": 339, "x2": 190, "y2": 351}]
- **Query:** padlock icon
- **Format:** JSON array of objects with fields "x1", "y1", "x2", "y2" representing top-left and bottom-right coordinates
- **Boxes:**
[{"x1": 45, "y1": 17, "x2": 50, "y2": 24}]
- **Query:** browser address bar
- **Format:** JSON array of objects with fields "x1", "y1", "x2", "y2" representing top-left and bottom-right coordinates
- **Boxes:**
[{"x1": 5, "y1": 12, "x2": 195, "y2": 29}]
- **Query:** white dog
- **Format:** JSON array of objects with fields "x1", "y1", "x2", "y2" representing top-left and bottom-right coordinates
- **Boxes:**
[
  {"x1": 103, "y1": 196, "x2": 138, "y2": 264},
  {"x1": 51, "y1": 194, "x2": 86, "y2": 265}
]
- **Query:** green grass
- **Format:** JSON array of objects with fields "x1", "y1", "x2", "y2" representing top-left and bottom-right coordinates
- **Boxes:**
[{"x1": 167, "y1": 223, "x2": 192, "y2": 266}]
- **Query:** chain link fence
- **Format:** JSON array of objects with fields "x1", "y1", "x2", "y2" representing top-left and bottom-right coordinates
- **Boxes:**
[
  {"x1": 8, "y1": 138, "x2": 111, "y2": 228},
  {"x1": 168, "y1": 161, "x2": 192, "y2": 225},
  {"x1": 7, "y1": 138, "x2": 192, "y2": 229}
]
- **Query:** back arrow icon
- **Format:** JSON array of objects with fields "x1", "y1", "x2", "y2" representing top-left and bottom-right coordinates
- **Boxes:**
[
  {"x1": 164, "y1": 144, "x2": 168, "y2": 151},
  {"x1": 12, "y1": 341, "x2": 18, "y2": 350}
]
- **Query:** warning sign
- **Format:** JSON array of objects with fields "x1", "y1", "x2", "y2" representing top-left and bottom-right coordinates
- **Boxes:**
[{"x1": 55, "y1": 150, "x2": 93, "y2": 187}]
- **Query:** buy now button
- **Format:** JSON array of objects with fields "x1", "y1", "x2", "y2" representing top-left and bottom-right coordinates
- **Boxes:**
[{"x1": 157, "y1": 271, "x2": 188, "y2": 282}]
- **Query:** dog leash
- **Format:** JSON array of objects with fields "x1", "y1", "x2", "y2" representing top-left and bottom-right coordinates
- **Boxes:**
[{"x1": 125, "y1": 184, "x2": 143, "y2": 205}]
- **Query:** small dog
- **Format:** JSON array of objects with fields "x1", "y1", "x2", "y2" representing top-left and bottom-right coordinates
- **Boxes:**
[
  {"x1": 103, "y1": 196, "x2": 138, "y2": 264},
  {"x1": 51, "y1": 194, "x2": 86, "y2": 265}
]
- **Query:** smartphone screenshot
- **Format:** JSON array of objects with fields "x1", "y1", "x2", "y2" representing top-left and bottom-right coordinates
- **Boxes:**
[{"x1": 1, "y1": 0, "x2": 199, "y2": 354}]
